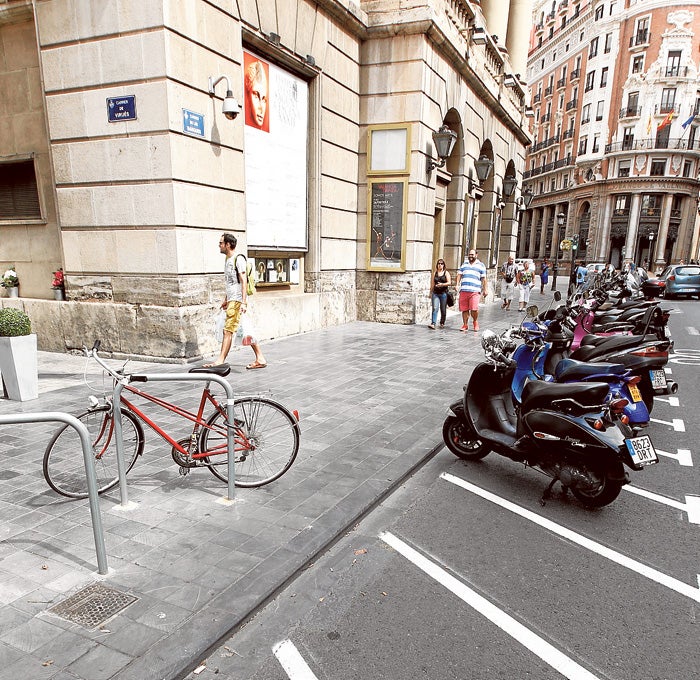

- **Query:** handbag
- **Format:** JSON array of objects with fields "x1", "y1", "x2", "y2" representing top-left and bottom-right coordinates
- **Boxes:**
[{"x1": 446, "y1": 290, "x2": 455, "y2": 307}]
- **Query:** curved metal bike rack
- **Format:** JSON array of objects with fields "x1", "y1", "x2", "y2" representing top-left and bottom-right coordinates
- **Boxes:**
[
  {"x1": 112, "y1": 373, "x2": 237, "y2": 506},
  {"x1": 0, "y1": 412, "x2": 108, "y2": 575}
]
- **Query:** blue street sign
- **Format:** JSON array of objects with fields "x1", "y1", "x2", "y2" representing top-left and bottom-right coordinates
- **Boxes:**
[
  {"x1": 182, "y1": 109, "x2": 205, "y2": 137},
  {"x1": 107, "y1": 95, "x2": 137, "y2": 122}
]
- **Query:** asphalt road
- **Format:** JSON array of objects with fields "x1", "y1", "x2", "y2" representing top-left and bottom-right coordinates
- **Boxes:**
[{"x1": 184, "y1": 300, "x2": 700, "y2": 680}]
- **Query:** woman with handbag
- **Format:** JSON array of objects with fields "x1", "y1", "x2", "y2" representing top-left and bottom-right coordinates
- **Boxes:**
[{"x1": 429, "y1": 258, "x2": 451, "y2": 329}]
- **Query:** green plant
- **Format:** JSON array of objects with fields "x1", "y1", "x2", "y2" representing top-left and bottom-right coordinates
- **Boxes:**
[
  {"x1": 0, "y1": 308, "x2": 31, "y2": 336},
  {"x1": 2, "y1": 267, "x2": 19, "y2": 288}
]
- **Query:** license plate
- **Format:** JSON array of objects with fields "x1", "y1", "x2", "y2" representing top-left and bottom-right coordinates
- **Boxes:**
[
  {"x1": 650, "y1": 369, "x2": 667, "y2": 389},
  {"x1": 625, "y1": 435, "x2": 658, "y2": 466},
  {"x1": 628, "y1": 384, "x2": 642, "y2": 402}
]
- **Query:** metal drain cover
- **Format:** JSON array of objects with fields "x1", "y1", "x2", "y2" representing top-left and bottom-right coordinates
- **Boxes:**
[{"x1": 48, "y1": 583, "x2": 137, "y2": 628}]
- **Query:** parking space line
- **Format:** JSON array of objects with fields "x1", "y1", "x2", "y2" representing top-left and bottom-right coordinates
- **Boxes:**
[
  {"x1": 649, "y1": 417, "x2": 685, "y2": 432},
  {"x1": 653, "y1": 395, "x2": 680, "y2": 407},
  {"x1": 273, "y1": 639, "x2": 319, "y2": 680},
  {"x1": 656, "y1": 448, "x2": 693, "y2": 466},
  {"x1": 623, "y1": 486, "x2": 700, "y2": 524},
  {"x1": 687, "y1": 327, "x2": 699, "y2": 336},
  {"x1": 441, "y1": 473, "x2": 700, "y2": 604},
  {"x1": 380, "y1": 531, "x2": 601, "y2": 680}
]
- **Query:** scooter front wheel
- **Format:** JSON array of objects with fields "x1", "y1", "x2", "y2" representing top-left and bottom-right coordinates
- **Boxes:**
[{"x1": 442, "y1": 415, "x2": 490, "y2": 460}]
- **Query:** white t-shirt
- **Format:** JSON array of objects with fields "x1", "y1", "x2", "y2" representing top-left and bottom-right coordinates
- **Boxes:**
[{"x1": 224, "y1": 255, "x2": 246, "y2": 302}]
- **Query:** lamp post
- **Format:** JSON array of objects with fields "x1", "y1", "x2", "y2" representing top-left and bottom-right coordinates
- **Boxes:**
[
  {"x1": 648, "y1": 231, "x2": 655, "y2": 270},
  {"x1": 551, "y1": 212, "x2": 566, "y2": 291}
]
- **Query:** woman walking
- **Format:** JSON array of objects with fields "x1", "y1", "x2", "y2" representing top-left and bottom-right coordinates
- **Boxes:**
[
  {"x1": 539, "y1": 257, "x2": 550, "y2": 294},
  {"x1": 517, "y1": 260, "x2": 535, "y2": 312},
  {"x1": 429, "y1": 258, "x2": 451, "y2": 329}
]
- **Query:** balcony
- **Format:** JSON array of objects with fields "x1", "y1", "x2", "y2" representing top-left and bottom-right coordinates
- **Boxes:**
[
  {"x1": 563, "y1": 128, "x2": 575, "y2": 140},
  {"x1": 558, "y1": 0, "x2": 568, "y2": 11},
  {"x1": 544, "y1": 85, "x2": 554, "y2": 97},
  {"x1": 658, "y1": 103, "x2": 678, "y2": 114},
  {"x1": 605, "y1": 138, "x2": 700, "y2": 153},
  {"x1": 569, "y1": 68, "x2": 580, "y2": 82},
  {"x1": 619, "y1": 106, "x2": 642, "y2": 119},
  {"x1": 557, "y1": 77, "x2": 566, "y2": 89},
  {"x1": 535, "y1": 22, "x2": 544, "y2": 33},
  {"x1": 665, "y1": 66, "x2": 688, "y2": 77},
  {"x1": 541, "y1": 113, "x2": 551, "y2": 123},
  {"x1": 565, "y1": 98, "x2": 578, "y2": 111},
  {"x1": 533, "y1": 92, "x2": 541, "y2": 103},
  {"x1": 629, "y1": 30, "x2": 650, "y2": 48},
  {"x1": 581, "y1": 116, "x2": 590, "y2": 124},
  {"x1": 546, "y1": 11, "x2": 555, "y2": 22}
]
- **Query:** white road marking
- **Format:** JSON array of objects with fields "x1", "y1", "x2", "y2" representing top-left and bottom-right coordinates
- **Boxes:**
[
  {"x1": 441, "y1": 473, "x2": 700, "y2": 604},
  {"x1": 653, "y1": 395, "x2": 680, "y2": 407},
  {"x1": 272, "y1": 639, "x2": 319, "y2": 680},
  {"x1": 649, "y1": 417, "x2": 685, "y2": 431},
  {"x1": 687, "y1": 327, "x2": 699, "y2": 336},
  {"x1": 656, "y1": 448, "x2": 693, "y2": 466},
  {"x1": 664, "y1": 366, "x2": 673, "y2": 374},
  {"x1": 623, "y1": 486, "x2": 700, "y2": 524},
  {"x1": 380, "y1": 531, "x2": 602, "y2": 680}
]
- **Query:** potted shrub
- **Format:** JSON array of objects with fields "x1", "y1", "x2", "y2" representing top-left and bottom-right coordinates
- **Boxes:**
[
  {"x1": 1, "y1": 266, "x2": 19, "y2": 297},
  {"x1": 0, "y1": 307, "x2": 38, "y2": 401},
  {"x1": 52, "y1": 268, "x2": 65, "y2": 300}
]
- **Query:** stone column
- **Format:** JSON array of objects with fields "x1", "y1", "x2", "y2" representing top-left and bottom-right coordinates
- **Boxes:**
[
  {"x1": 624, "y1": 193, "x2": 642, "y2": 262},
  {"x1": 480, "y1": 0, "x2": 510, "y2": 46},
  {"x1": 598, "y1": 194, "x2": 614, "y2": 262},
  {"x1": 506, "y1": 0, "x2": 532, "y2": 77},
  {"x1": 654, "y1": 193, "x2": 673, "y2": 269}
]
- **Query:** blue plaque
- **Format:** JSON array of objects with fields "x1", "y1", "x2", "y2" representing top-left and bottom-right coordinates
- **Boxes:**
[
  {"x1": 182, "y1": 109, "x2": 205, "y2": 137},
  {"x1": 107, "y1": 95, "x2": 137, "y2": 122}
]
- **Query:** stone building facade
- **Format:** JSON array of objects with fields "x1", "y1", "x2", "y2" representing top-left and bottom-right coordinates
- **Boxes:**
[
  {"x1": 521, "y1": 0, "x2": 700, "y2": 274},
  {"x1": 0, "y1": 0, "x2": 531, "y2": 359}
]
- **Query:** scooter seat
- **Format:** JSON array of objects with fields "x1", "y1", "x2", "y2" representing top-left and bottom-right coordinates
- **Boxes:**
[
  {"x1": 521, "y1": 380, "x2": 609, "y2": 412},
  {"x1": 573, "y1": 334, "x2": 647, "y2": 360},
  {"x1": 554, "y1": 358, "x2": 626, "y2": 381}
]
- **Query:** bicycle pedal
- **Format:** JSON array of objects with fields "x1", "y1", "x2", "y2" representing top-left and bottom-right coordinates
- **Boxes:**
[{"x1": 178, "y1": 466, "x2": 190, "y2": 476}]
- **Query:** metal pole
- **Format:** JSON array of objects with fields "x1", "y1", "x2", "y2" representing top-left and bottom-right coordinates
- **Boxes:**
[
  {"x1": 551, "y1": 227, "x2": 560, "y2": 291},
  {"x1": 111, "y1": 373, "x2": 237, "y2": 504},
  {"x1": 0, "y1": 412, "x2": 108, "y2": 575}
]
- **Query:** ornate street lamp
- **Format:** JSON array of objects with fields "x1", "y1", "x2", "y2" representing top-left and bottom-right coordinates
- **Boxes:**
[
  {"x1": 551, "y1": 212, "x2": 566, "y2": 291},
  {"x1": 503, "y1": 174, "x2": 517, "y2": 199},
  {"x1": 427, "y1": 125, "x2": 458, "y2": 172},
  {"x1": 474, "y1": 155, "x2": 494, "y2": 183},
  {"x1": 648, "y1": 230, "x2": 656, "y2": 269}
]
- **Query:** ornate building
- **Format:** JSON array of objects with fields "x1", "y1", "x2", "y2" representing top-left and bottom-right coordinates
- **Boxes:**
[
  {"x1": 521, "y1": 0, "x2": 700, "y2": 274},
  {"x1": 0, "y1": 0, "x2": 532, "y2": 359}
]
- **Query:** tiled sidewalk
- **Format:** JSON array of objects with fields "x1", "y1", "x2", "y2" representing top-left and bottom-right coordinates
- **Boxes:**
[{"x1": 0, "y1": 295, "x2": 557, "y2": 680}]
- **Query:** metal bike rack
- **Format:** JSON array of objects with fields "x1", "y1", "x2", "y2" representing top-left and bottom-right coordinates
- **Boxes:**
[
  {"x1": 0, "y1": 412, "x2": 108, "y2": 575},
  {"x1": 112, "y1": 373, "x2": 237, "y2": 506}
]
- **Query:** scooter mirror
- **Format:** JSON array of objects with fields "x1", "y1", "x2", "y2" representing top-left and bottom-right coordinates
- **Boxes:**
[
  {"x1": 481, "y1": 329, "x2": 498, "y2": 350},
  {"x1": 554, "y1": 291, "x2": 562, "y2": 301},
  {"x1": 526, "y1": 305, "x2": 538, "y2": 318}
]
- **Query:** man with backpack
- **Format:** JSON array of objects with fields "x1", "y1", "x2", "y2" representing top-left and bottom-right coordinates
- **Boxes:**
[{"x1": 206, "y1": 232, "x2": 267, "y2": 369}]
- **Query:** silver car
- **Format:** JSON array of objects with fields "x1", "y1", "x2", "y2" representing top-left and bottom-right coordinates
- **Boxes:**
[{"x1": 662, "y1": 264, "x2": 700, "y2": 299}]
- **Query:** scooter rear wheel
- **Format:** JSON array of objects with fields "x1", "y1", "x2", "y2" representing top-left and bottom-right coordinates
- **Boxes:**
[
  {"x1": 570, "y1": 468, "x2": 623, "y2": 508},
  {"x1": 442, "y1": 415, "x2": 490, "y2": 460}
]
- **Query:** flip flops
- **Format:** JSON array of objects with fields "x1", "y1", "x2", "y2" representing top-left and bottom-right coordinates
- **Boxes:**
[{"x1": 246, "y1": 362, "x2": 267, "y2": 370}]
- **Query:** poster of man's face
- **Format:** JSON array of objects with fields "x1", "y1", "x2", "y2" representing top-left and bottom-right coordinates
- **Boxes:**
[{"x1": 244, "y1": 52, "x2": 270, "y2": 132}]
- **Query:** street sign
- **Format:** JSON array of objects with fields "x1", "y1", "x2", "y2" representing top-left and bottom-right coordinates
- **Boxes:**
[
  {"x1": 107, "y1": 95, "x2": 137, "y2": 122},
  {"x1": 182, "y1": 109, "x2": 205, "y2": 137}
]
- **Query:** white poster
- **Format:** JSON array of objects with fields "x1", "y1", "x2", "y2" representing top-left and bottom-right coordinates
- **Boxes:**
[{"x1": 243, "y1": 51, "x2": 308, "y2": 250}]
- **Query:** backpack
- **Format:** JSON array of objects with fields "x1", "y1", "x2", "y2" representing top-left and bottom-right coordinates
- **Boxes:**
[{"x1": 236, "y1": 254, "x2": 256, "y2": 296}]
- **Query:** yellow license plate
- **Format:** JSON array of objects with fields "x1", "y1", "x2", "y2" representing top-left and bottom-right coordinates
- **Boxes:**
[{"x1": 628, "y1": 384, "x2": 642, "y2": 402}]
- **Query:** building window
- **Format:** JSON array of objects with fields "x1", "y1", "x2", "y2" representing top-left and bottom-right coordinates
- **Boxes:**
[
  {"x1": 563, "y1": 175, "x2": 569, "y2": 188},
  {"x1": 660, "y1": 88, "x2": 676, "y2": 113},
  {"x1": 596, "y1": 100, "x2": 604, "y2": 120},
  {"x1": 632, "y1": 55, "x2": 644, "y2": 74},
  {"x1": 666, "y1": 50, "x2": 682, "y2": 77},
  {"x1": 622, "y1": 127, "x2": 634, "y2": 150},
  {"x1": 550, "y1": 178, "x2": 557, "y2": 192},
  {"x1": 0, "y1": 159, "x2": 41, "y2": 220},
  {"x1": 604, "y1": 33, "x2": 612, "y2": 53},
  {"x1": 592, "y1": 134, "x2": 600, "y2": 153},
  {"x1": 615, "y1": 195, "x2": 629, "y2": 213},
  {"x1": 585, "y1": 71, "x2": 595, "y2": 91},
  {"x1": 600, "y1": 67, "x2": 608, "y2": 87},
  {"x1": 634, "y1": 17, "x2": 649, "y2": 45},
  {"x1": 594, "y1": 5, "x2": 604, "y2": 20},
  {"x1": 589, "y1": 37, "x2": 599, "y2": 58},
  {"x1": 582, "y1": 103, "x2": 591, "y2": 123},
  {"x1": 579, "y1": 136, "x2": 588, "y2": 155},
  {"x1": 650, "y1": 159, "x2": 666, "y2": 176},
  {"x1": 683, "y1": 160, "x2": 692, "y2": 177},
  {"x1": 618, "y1": 161, "x2": 630, "y2": 177}
]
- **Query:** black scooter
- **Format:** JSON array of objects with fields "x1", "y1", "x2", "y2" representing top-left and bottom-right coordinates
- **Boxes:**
[{"x1": 443, "y1": 330, "x2": 658, "y2": 508}]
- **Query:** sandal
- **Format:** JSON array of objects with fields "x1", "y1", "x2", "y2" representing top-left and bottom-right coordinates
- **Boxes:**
[{"x1": 246, "y1": 362, "x2": 267, "y2": 370}]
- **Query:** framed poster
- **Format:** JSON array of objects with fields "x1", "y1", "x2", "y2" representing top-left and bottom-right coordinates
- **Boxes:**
[
  {"x1": 367, "y1": 179, "x2": 407, "y2": 271},
  {"x1": 367, "y1": 124, "x2": 410, "y2": 175}
]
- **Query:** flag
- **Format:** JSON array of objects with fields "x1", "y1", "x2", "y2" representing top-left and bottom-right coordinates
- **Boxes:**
[
  {"x1": 646, "y1": 115, "x2": 652, "y2": 135},
  {"x1": 657, "y1": 110, "x2": 674, "y2": 131},
  {"x1": 681, "y1": 114, "x2": 696, "y2": 129}
]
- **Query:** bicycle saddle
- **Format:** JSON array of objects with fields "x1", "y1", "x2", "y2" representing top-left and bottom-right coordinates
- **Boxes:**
[{"x1": 190, "y1": 364, "x2": 231, "y2": 376}]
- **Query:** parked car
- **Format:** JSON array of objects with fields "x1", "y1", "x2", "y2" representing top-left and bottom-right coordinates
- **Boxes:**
[
  {"x1": 587, "y1": 262, "x2": 607, "y2": 275},
  {"x1": 642, "y1": 264, "x2": 700, "y2": 299},
  {"x1": 514, "y1": 258, "x2": 534, "y2": 271}
]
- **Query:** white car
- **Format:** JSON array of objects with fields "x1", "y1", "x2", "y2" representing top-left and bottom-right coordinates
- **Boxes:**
[{"x1": 587, "y1": 263, "x2": 607, "y2": 274}]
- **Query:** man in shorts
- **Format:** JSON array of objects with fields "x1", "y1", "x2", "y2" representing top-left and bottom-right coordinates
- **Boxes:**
[{"x1": 457, "y1": 249, "x2": 487, "y2": 332}]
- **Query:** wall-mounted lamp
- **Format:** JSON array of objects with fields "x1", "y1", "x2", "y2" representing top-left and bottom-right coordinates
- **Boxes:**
[
  {"x1": 474, "y1": 155, "x2": 494, "y2": 183},
  {"x1": 503, "y1": 174, "x2": 517, "y2": 198},
  {"x1": 208, "y1": 75, "x2": 240, "y2": 120},
  {"x1": 426, "y1": 124, "x2": 457, "y2": 173},
  {"x1": 471, "y1": 26, "x2": 488, "y2": 45},
  {"x1": 503, "y1": 74, "x2": 518, "y2": 88},
  {"x1": 516, "y1": 187, "x2": 535, "y2": 209}
]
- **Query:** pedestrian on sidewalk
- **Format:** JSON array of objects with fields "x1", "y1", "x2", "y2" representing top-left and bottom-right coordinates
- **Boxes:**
[
  {"x1": 457, "y1": 249, "x2": 487, "y2": 332},
  {"x1": 429, "y1": 258, "x2": 451, "y2": 329},
  {"x1": 539, "y1": 257, "x2": 550, "y2": 294},
  {"x1": 499, "y1": 255, "x2": 516, "y2": 310},
  {"x1": 516, "y1": 259, "x2": 534, "y2": 312},
  {"x1": 206, "y1": 232, "x2": 267, "y2": 369}
]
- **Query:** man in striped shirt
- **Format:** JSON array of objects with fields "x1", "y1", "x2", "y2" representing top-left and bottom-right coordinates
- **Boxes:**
[{"x1": 457, "y1": 249, "x2": 487, "y2": 332}]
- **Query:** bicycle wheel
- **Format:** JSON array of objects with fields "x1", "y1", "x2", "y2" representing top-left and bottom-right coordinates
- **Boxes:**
[
  {"x1": 200, "y1": 397, "x2": 300, "y2": 487},
  {"x1": 43, "y1": 408, "x2": 144, "y2": 499}
]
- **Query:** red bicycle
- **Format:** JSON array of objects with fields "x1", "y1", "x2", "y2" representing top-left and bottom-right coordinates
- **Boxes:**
[{"x1": 43, "y1": 342, "x2": 300, "y2": 499}]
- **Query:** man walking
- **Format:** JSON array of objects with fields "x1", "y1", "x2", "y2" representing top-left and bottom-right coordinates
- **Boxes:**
[
  {"x1": 457, "y1": 249, "x2": 487, "y2": 332},
  {"x1": 499, "y1": 255, "x2": 516, "y2": 310},
  {"x1": 206, "y1": 233, "x2": 267, "y2": 369}
]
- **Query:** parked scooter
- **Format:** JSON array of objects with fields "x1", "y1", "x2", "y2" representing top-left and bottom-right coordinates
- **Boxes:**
[{"x1": 443, "y1": 329, "x2": 659, "y2": 508}]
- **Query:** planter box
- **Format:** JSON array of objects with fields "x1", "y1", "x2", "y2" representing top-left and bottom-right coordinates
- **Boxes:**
[{"x1": 0, "y1": 334, "x2": 39, "y2": 401}]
